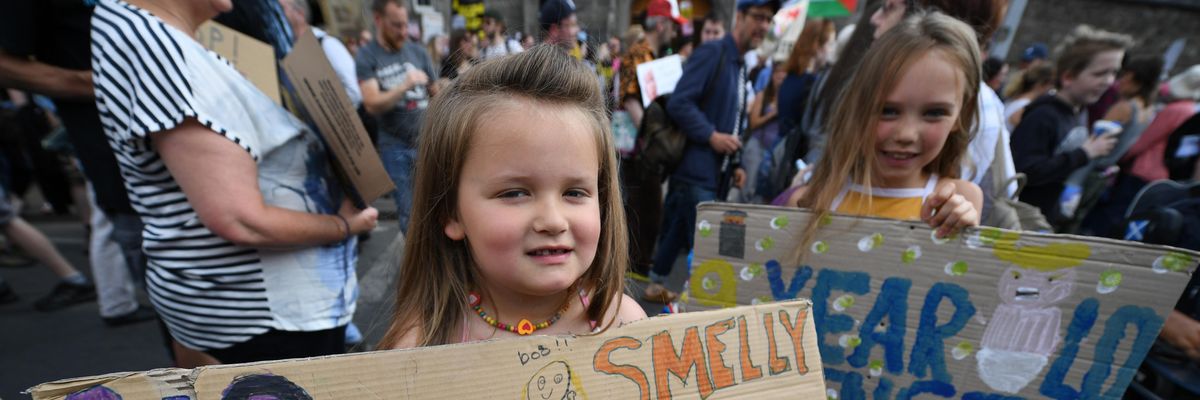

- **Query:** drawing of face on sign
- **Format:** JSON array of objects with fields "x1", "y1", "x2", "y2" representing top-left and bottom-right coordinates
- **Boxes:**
[
  {"x1": 221, "y1": 374, "x2": 313, "y2": 400},
  {"x1": 976, "y1": 232, "x2": 1089, "y2": 394},
  {"x1": 524, "y1": 361, "x2": 581, "y2": 400},
  {"x1": 996, "y1": 267, "x2": 1076, "y2": 308},
  {"x1": 65, "y1": 385, "x2": 122, "y2": 400}
]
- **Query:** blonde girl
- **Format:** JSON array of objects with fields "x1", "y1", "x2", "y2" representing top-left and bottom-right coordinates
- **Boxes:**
[
  {"x1": 790, "y1": 11, "x2": 984, "y2": 256},
  {"x1": 379, "y1": 46, "x2": 646, "y2": 349}
]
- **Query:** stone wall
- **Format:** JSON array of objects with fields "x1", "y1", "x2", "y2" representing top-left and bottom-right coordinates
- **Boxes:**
[{"x1": 1006, "y1": 0, "x2": 1200, "y2": 77}]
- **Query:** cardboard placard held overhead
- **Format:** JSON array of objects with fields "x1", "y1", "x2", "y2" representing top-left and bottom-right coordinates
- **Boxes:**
[
  {"x1": 196, "y1": 21, "x2": 281, "y2": 105},
  {"x1": 28, "y1": 300, "x2": 825, "y2": 400},
  {"x1": 637, "y1": 55, "x2": 684, "y2": 108},
  {"x1": 281, "y1": 31, "x2": 394, "y2": 206},
  {"x1": 685, "y1": 203, "x2": 1199, "y2": 399}
]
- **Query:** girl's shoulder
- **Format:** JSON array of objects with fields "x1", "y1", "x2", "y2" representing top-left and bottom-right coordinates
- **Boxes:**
[
  {"x1": 385, "y1": 321, "x2": 426, "y2": 350},
  {"x1": 600, "y1": 292, "x2": 647, "y2": 330}
]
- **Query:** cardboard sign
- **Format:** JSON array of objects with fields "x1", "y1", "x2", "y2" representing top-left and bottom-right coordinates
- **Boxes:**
[
  {"x1": 28, "y1": 301, "x2": 824, "y2": 399},
  {"x1": 196, "y1": 21, "x2": 281, "y2": 105},
  {"x1": 281, "y1": 31, "x2": 394, "y2": 206},
  {"x1": 685, "y1": 203, "x2": 1199, "y2": 399},
  {"x1": 637, "y1": 55, "x2": 684, "y2": 108}
]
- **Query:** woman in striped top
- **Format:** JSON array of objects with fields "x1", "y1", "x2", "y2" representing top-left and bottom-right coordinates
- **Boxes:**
[{"x1": 90, "y1": 0, "x2": 378, "y2": 365}]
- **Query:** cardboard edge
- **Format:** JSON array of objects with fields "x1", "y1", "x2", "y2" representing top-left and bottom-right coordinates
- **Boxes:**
[
  {"x1": 695, "y1": 201, "x2": 1200, "y2": 261},
  {"x1": 24, "y1": 368, "x2": 197, "y2": 400}
]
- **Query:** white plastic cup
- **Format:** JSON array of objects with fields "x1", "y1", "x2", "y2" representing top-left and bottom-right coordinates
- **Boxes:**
[{"x1": 1093, "y1": 119, "x2": 1122, "y2": 137}]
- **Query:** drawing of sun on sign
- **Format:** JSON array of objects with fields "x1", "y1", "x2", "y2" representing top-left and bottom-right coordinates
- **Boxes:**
[
  {"x1": 524, "y1": 360, "x2": 587, "y2": 400},
  {"x1": 976, "y1": 231, "x2": 1090, "y2": 393}
]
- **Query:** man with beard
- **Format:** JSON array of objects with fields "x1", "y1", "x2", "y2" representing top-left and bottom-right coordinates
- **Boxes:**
[
  {"x1": 643, "y1": 0, "x2": 779, "y2": 303},
  {"x1": 356, "y1": 0, "x2": 438, "y2": 231}
]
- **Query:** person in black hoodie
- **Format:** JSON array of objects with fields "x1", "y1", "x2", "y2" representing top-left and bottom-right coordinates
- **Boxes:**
[{"x1": 1010, "y1": 26, "x2": 1131, "y2": 230}]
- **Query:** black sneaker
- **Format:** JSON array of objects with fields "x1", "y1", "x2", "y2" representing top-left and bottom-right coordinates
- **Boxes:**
[
  {"x1": 102, "y1": 305, "x2": 158, "y2": 327},
  {"x1": 33, "y1": 282, "x2": 97, "y2": 312},
  {"x1": 0, "y1": 281, "x2": 18, "y2": 305}
]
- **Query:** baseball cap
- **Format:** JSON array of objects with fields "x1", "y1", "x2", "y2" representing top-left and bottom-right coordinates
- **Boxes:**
[
  {"x1": 481, "y1": 9, "x2": 504, "y2": 24},
  {"x1": 1022, "y1": 43, "x2": 1048, "y2": 62},
  {"x1": 647, "y1": 0, "x2": 687, "y2": 25},
  {"x1": 736, "y1": 0, "x2": 781, "y2": 12},
  {"x1": 540, "y1": 0, "x2": 577, "y2": 29}
]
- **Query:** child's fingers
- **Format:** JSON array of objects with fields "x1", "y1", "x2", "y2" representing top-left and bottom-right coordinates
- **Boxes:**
[
  {"x1": 921, "y1": 181, "x2": 957, "y2": 222},
  {"x1": 927, "y1": 192, "x2": 967, "y2": 229}
]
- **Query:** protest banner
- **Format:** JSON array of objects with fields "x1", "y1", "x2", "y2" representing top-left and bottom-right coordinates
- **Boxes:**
[
  {"x1": 28, "y1": 301, "x2": 824, "y2": 400},
  {"x1": 637, "y1": 55, "x2": 684, "y2": 108},
  {"x1": 280, "y1": 31, "x2": 394, "y2": 206},
  {"x1": 196, "y1": 21, "x2": 281, "y2": 105},
  {"x1": 684, "y1": 202, "x2": 1199, "y2": 399}
]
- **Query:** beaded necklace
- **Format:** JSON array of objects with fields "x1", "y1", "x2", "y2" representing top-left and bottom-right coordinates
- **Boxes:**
[{"x1": 469, "y1": 291, "x2": 571, "y2": 335}]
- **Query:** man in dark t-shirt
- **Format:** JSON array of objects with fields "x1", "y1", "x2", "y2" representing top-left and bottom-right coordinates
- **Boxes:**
[
  {"x1": 356, "y1": 0, "x2": 437, "y2": 231},
  {"x1": 0, "y1": 0, "x2": 155, "y2": 325}
]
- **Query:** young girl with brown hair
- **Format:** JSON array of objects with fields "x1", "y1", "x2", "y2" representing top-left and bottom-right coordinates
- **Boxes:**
[
  {"x1": 379, "y1": 46, "x2": 646, "y2": 349},
  {"x1": 789, "y1": 11, "x2": 985, "y2": 256}
]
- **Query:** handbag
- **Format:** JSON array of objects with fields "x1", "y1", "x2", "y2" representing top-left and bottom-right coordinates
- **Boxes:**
[{"x1": 982, "y1": 134, "x2": 1052, "y2": 232}]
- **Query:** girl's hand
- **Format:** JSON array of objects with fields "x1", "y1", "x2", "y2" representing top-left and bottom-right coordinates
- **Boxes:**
[
  {"x1": 338, "y1": 198, "x2": 379, "y2": 236},
  {"x1": 921, "y1": 181, "x2": 979, "y2": 238}
]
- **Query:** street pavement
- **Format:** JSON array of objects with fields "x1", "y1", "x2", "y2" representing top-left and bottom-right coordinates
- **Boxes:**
[{"x1": 0, "y1": 198, "x2": 689, "y2": 399}]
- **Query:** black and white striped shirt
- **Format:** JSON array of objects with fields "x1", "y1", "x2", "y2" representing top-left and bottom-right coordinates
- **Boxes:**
[{"x1": 92, "y1": 0, "x2": 357, "y2": 351}]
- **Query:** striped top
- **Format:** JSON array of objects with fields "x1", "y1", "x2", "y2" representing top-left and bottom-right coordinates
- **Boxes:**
[{"x1": 91, "y1": 0, "x2": 357, "y2": 351}]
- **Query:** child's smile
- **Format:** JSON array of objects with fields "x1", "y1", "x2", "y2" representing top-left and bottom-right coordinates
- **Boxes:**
[
  {"x1": 873, "y1": 49, "x2": 964, "y2": 188},
  {"x1": 445, "y1": 100, "x2": 602, "y2": 298}
]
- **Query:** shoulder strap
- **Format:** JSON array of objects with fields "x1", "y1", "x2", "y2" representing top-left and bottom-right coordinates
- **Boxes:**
[{"x1": 988, "y1": 126, "x2": 1011, "y2": 199}]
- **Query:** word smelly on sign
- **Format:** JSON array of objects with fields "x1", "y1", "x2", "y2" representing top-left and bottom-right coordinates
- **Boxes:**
[
  {"x1": 687, "y1": 203, "x2": 1198, "y2": 400},
  {"x1": 594, "y1": 309, "x2": 812, "y2": 400},
  {"x1": 29, "y1": 301, "x2": 826, "y2": 400}
]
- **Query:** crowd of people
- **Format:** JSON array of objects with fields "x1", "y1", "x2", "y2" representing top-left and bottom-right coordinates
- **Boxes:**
[{"x1": 2, "y1": 0, "x2": 1199, "y2": 392}]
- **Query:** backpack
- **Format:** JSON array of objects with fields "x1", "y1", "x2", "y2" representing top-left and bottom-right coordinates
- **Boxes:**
[
  {"x1": 1122, "y1": 180, "x2": 1200, "y2": 250},
  {"x1": 760, "y1": 70, "x2": 826, "y2": 200},
  {"x1": 981, "y1": 127, "x2": 1052, "y2": 232},
  {"x1": 634, "y1": 46, "x2": 726, "y2": 179}
]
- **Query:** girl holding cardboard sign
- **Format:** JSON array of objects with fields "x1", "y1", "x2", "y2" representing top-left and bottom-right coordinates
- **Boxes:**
[{"x1": 378, "y1": 46, "x2": 646, "y2": 349}]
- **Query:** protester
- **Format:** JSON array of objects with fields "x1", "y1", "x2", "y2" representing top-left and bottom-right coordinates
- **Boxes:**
[
  {"x1": 1003, "y1": 63, "x2": 1055, "y2": 130},
  {"x1": 357, "y1": 0, "x2": 438, "y2": 231},
  {"x1": 441, "y1": 28, "x2": 479, "y2": 80},
  {"x1": 1097, "y1": 66, "x2": 1200, "y2": 226},
  {"x1": 540, "y1": 0, "x2": 579, "y2": 51},
  {"x1": 279, "y1": 0, "x2": 362, "y2": 107},
  {"x1": 1, "y1": 0, "x2": 154, "y2": 324},
  {"x1": 699, "y1": 13, "x2": 726, "y2": 44},
  {"x1": 1003, "y1": 42, "x2": 1050, "y2": 99},
  {"x1": 0, "y1": 183, "x2": 95, "y2": 311},
  {"x1": 1076, "y1": 54, "x2": 1164, "y2": 235},
  {"x1": 378, "y1": 46, "x2": 645, "y2": 349},
  {"x1": 643, "y1": 0, "x2": 779, "y2": 303},
  {"x1": 1011, "y1": 25, "x2": 1131, "y2": 230},
  {"x1": 617, "y1": 0, "x2": 680, "y2": 279},
  {"x1": 983, "y1": 57, "x2": 1009, "y2": 93},
  {"x1": 480, "y1": 10, "x2": 522, "y2": 60},
  {"x1": 789, "y1": 10, "x2": 983, "y2": 258},
  {"x1": 91, "y1": 0, "x2": 378, "y2": 365},
  {"x1": 777, "y1": 18, "x2": 836, "y2": 162},
  {"x1": 741, "y1": 66, "x2": 786, "y2": 203}
]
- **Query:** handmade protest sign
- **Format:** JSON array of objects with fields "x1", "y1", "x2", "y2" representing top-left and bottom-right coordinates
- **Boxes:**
[
  {"x1": 28, "y1": 301, "x2": 824, "y2": 400},
  {"x1": 685, "y1": 203, "x2": 1199, "y2": 399}
]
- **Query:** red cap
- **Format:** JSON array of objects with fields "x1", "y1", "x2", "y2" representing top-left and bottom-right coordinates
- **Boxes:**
[{"x1": 647, "y1": 0, "x2": 686, "y2": 25}]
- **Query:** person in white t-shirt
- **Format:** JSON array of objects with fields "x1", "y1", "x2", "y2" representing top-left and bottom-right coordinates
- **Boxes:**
[
  {"x1": 479, "y1": 9, "x2": 522, "y2": 60},
  {"x1": 279, "y1": 0, "x2": 362, "y2": 107}
]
